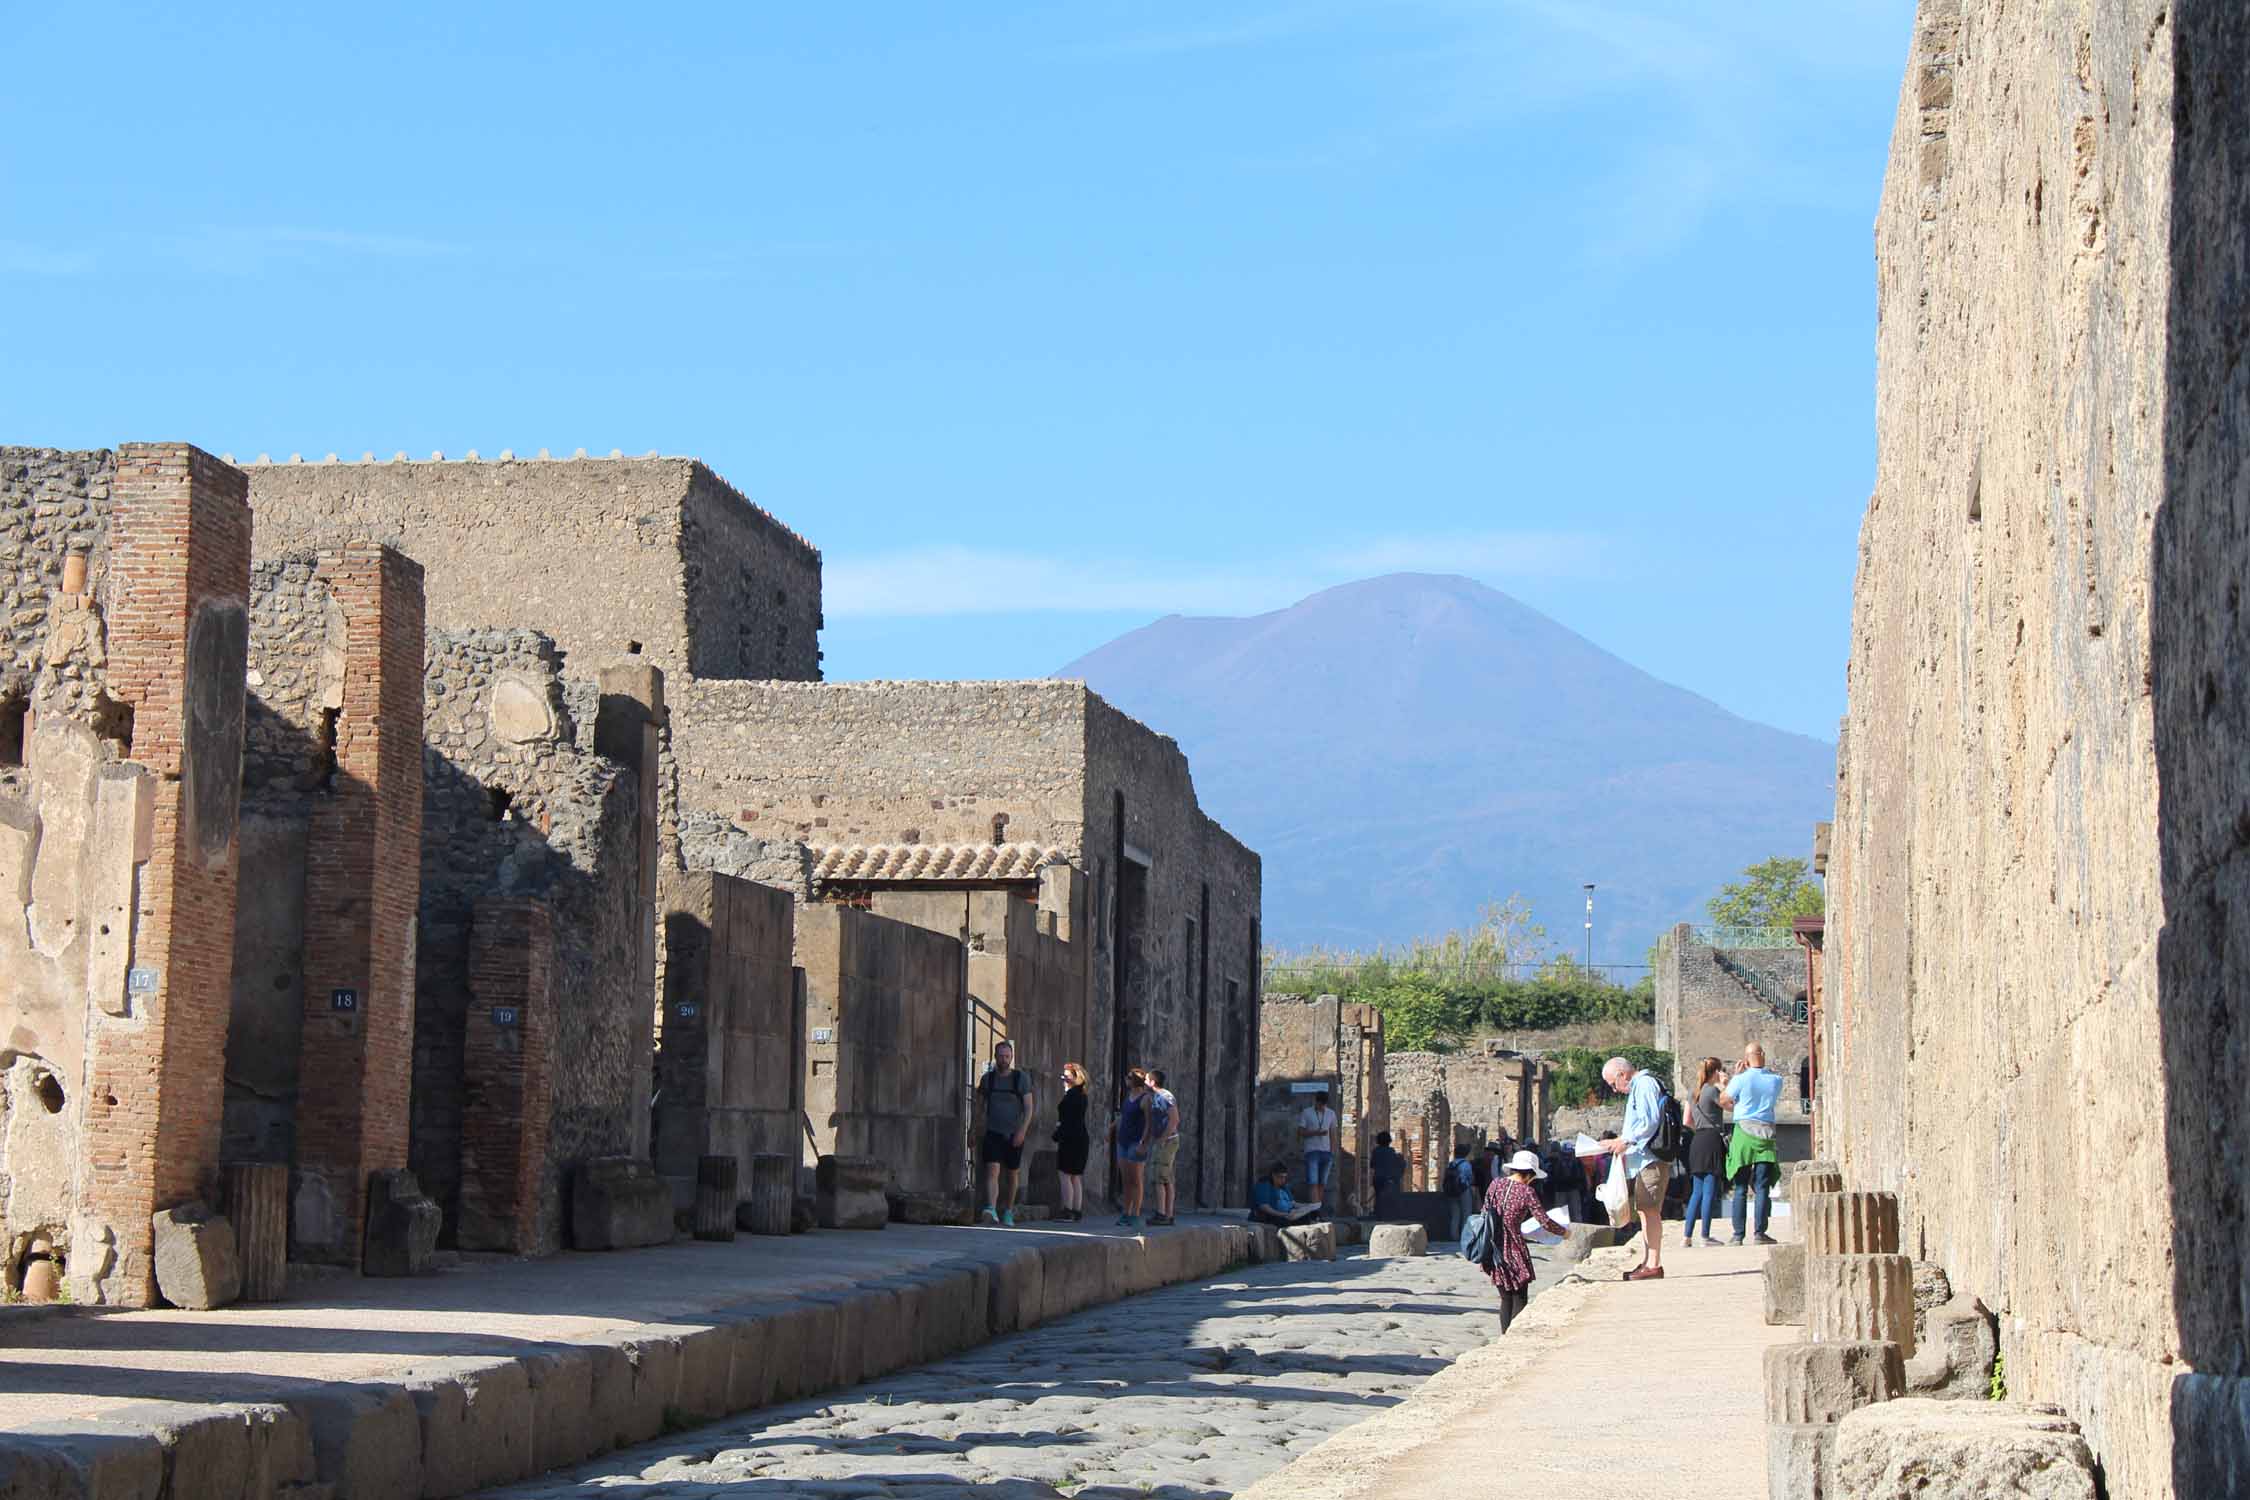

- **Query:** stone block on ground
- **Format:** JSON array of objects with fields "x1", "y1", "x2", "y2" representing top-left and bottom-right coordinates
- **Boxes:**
[
  {"x1": 1765, "y1": 1340, "x2": 1906, "y2": 1425},
  {"x1": 1833, "y1": 1399, "x2": 2098, "y2": 1498},
  {"x1": 1552, "y1": 1222, "x2": 1621, "y2": 1264},
  {"x1": 1765, "y1": 1241, "x2": 1807, "y2": 1325},
  {"x1": 815, "y1": 1155, "x2": 890, "y2": 1230},
  {"x1": 569, "y1": 1158, "x2": 674, "y2": 1251},
  {"x1": 886, "y1": 1188, "x2": 971, "y2": 1225},
  {"x1": 1279, "y1": 1223, "x2": 1336, "y2": 1261},
  {"x1": 1906, "y1": 1296, "x2": 1999, "y2": 1400},
  {"x1": 1799, "y1": 1191, "x2": 1901, "y2": 1256},
  {"x1": 1911, "y1": 1260, "x2": 1953, "y2": 1337},
  {"x1": 1332, "y1": 1217, "x2": 1366, "y2": 1247},
  {"x1": 1768, "y1": 1421, "x2": 1836, "y2": 1500},
  {"x1": 363, "y1": 1169, "x2": 442, "y2": 1276},
  {"x1": 1366, "y1": 1223, "x2": 1428, "y2": 1258},
  {"x1": 1805, "y1": 1252, "x2": 1916, "y2": 1358},
  {"x1": 152, "y1": 1202, "x2": 241, "y2": 1310}
]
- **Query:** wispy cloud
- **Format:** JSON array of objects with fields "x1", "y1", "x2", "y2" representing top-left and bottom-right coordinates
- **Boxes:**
[
  {"x1": 0, "y1": 240, "x2": 95, "y2": 276},
  {"x1": 825, "y1": 530, "x2": 1608, "y2": 619},
  {"x1": 158, "y1": 225, "x2": 466, "y2": 274}
]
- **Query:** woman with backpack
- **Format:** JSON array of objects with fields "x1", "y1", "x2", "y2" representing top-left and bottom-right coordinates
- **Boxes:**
[{"x1": 1481, "y1": 1148, "x2": 1568, "y2": 1332}]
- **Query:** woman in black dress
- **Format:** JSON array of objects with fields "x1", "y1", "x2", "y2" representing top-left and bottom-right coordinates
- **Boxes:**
[
  {"x1": 1054, "y1": 1062, "x2": 1092, "y2": 1221},
  {"x1": 1682, "y1": 1056, "x2": 1729, "y2": 1247}
]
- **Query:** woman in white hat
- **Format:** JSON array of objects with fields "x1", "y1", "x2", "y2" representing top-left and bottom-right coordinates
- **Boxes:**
[{"x1": 1483, "y1": 1148, "x2": 1567, "y2": 1332}]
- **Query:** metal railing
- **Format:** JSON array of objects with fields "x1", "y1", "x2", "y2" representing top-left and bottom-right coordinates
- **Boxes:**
[
  {"x1": 1710, "y1": 947, "x2": 1808, "y2": 1026},
  {"x1": 1262, "y1": 959, "x2": 1650, "y2": 988},
  {"x1": 1691, "y1": 924, "x2": 1801, "y2": 950}
]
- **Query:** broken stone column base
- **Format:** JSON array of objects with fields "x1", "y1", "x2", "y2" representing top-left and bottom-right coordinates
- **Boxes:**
[
  {"x1": 1767, "y1": 1422, "x2": 1837, "y2": 1500},
  {"x1": 814, "y1": 1155, "x2": 890, "y2": 1230},
  {"x1": 1805, "y1": 1251, "x2": 1916, "y2": 1357},
  {"x1": 1833, "y1": 1399, "x2": 2097, "y2": 1498},
  {"x1": 151, "y1": 1202, "x2": 241, "y2": 1310},
  {"x1": 1766, "y1": 1340, "x2": 1906, "y2": 1425},
  {"x1": 364, "y1": 1169, "x2": 442, "y2": 1277},
  {"x1": 569, "y1": 1158, "x2": 675, "y2": 1251},
  {"x1": 1798, "y1": 1190, "x2": 1901, "y2": 1256}
]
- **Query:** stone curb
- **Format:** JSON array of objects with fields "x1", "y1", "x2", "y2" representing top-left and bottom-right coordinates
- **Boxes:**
[
  {"x1": 1230, "y1": 1243, "x2": 1646, "y2": 1500},
  {"x1": 0, "y1": 1222, "x2": 1263, "y2": 1500}
]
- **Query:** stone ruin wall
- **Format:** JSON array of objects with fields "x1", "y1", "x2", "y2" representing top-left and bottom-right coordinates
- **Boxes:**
[
  {"x1": 414, "y1": 628, "x2": 646, "y2": 1249},
  {"x1": 1084, "y1": 694, "x2": 1262, "y2": 1213},
  {"x1": 1382, "y1": 1051, "x2": 1451, "y2": 1193},
  {"x1": 0, "y1": 449, "x2": 118, "y2": 730},
  {"x1": 1252, "y1": 994, "x2": 1386, "y2": 1214},
  {"x1": 1829, "y1": 2, "x2": 2247, "y2": 1492},
  {"x1": 1654, "y1": 928, "x2": 1808, "y2": 1109}
]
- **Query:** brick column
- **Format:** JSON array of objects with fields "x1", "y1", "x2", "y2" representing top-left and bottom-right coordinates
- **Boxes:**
[
  {"x1": 457, "y1": 899, "x2": 555, "y2": 1254},
  {"x1": 293, "y1": 545, "x2": 425, "y2": 1265},
  {"x1": 82, "y1": 443, "x2": 250, "y2": 1306}
]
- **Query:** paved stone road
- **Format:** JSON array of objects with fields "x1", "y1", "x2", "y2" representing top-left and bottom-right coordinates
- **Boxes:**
[{"x1": 483, "y1": 1248, "x2": 1505, "y2": 1500}]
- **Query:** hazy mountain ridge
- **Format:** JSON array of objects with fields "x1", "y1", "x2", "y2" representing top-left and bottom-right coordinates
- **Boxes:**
[{"x1": 1057, "y1": 574, "x2": 1837, "y2": 964}]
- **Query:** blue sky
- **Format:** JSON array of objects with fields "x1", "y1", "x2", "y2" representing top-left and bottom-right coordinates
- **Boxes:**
[{"x1": 4, "y1": 1, "x2": 1913, "y2": 741}]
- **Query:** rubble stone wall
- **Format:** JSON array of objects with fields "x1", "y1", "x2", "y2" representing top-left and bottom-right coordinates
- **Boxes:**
[
  {"x1": 1256, "y1": 995, "x2": 1389, "y2": 1212},
  {"x1": 241, "y1": 456, "x2": 820, "y2": 686},
  {"x1": 413, "y1": 628, "x2": 645, "y2": 1244},
  {"x1": 0, "y1": 447, "x2": 117, "y2": 725},
  {"x1": 1829, "y1": 3, "x2": 2247, "y2": 1492},
  {"x1": 1655, "y1": 925, "x2": 1808, "y2": 1108}
]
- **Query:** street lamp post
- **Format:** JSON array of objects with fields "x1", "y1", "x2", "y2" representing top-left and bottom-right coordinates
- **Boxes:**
[{"x1": 1583, "y1": 883, "x2": 1595, "y2": 968}]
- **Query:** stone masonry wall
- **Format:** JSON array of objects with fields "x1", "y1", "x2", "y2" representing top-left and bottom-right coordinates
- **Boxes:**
[
  {"x1": 0, "y1": 449, "x2": 118, "y2": 731},
  {"x1": 1654, "y1": 925, "x2": 1807, "y2": 1109},
  {"x1": 1829, "y1": 3, "x2": 2247, "y2": 1493},
  {"x1": 414, "y1": 629, "x2": 644, "y2": 1247},
  {"x1": 241, "y1": 455, "x2": 821, "y2": 687}
]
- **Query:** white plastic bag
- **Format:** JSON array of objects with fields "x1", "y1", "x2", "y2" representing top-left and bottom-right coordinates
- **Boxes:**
[{"x1": 1595, "y1": 1153, "x2": 1629, "y2": 1216}]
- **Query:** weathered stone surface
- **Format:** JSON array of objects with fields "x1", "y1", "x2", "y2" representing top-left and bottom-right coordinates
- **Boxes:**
[
  {"x1": 151, "y1": 1202, "x2": 241, "y2": 1310},
  {"x1": 363, "y1": 1170, "x2": 441, "y2": 1277},
  {"x1": 1798, "y1": 1191, "x2": 1899, "y2": 1256},
  {"x1": 1791, "y1": 1168, "x2": 1841, "y2": 1201},
  {"x1": 1765, "y1": 1241, "x2": 1807, "y2": 1325},
  {"x1": 1832, "y1": 1400, "x2": 2097, "y2": 1498},
  {"x1": 1765, "y1": 1340, "x2": 1906, "y2": 1425},
  {"x1": 814, "y1": 1154, "x2": 889, "y2": 1231},
  {"x1": 1825, "y1": 2, "x2": 2250, "y2": 1493},
  {"x1": 1278, "y1": 1223, "x2": 1336, "y2": 1261},
  {"x1": 1552, "y1": 1222, "x2": 1621, "y2": 1264},
  {"x1": 1782, "y1": 1159, "x2": 1840, "y2": 1199},
  {"x1": 1906, "y1": 1296, "x2": 1998, "y2": 1401},
  {"x1": 1767, "y1": 1421, "x2": 1835, "y2": 1500},
  {"x1": 1805, "y1": 1252, "x2": 1915, "y2": 1359},
  {"x1": 568, "y1": 1158, "x2": 673, "y2": 1251},
  {"x1": 1366, "y1": 1223, "x2": 1428, "y2": 1258},
  {"x1": 1911, "y1": 1259, "x2": 1953, "y2": 1337},
  {"x1": 886, "y1": 1188, "x2": 970, "y2": 1225}
]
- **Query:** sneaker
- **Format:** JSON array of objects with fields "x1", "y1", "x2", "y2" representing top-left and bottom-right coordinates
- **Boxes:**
[
  {"x1": 1728, "y1": 1237, "x2": 1745, "y2": 1247},
  {"x1": 1117, "y1": 1214, "x2": 1133, "y2": 1227},
  {"x1": 1001, "y1": 1210, "x2": 1016, "y2": 1227},
  {"x1": 1149, "y1": 1214, "x2": 1174, "y2": 1226},
  {"x1": 1625, "y1": 1265, "x2": 1666, "y2": 1281},
  {"x1": 979, "y1": 1207, "x2": 999, "y2": 1224},
  {"x1": 1754, "y1": 1233, "x2": 1779, "y2": 1246}
]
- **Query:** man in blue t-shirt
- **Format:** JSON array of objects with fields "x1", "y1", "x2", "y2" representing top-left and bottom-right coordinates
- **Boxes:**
[
  {"x1": 1721, "y1": 1043, "x2": 1784, "y2": 1244},
  {"x1": 1250, "y1": 1164, "x2": 1319, "y2": 1226}
]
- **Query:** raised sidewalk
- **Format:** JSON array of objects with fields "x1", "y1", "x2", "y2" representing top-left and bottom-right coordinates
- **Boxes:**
[
  {"x1": 1237, "y1": 1237, "x2": 1791, "y2": 1499},
  {"x1": 0, "y1": 1213, "x2": 1313, "y2": 1500}
]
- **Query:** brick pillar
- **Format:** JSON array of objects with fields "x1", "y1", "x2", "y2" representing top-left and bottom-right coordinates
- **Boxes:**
[
  {"x1": 594, "y1": 661, "x2": 662, "y2": 1160},
  {"x1": 457, "y1": 899, "x2": 555, "y2": 1254},
  {"x1": 81, "y1": 443, "x2": 250, "y2": 1306},
  {"x1": 293, "y1": 545, "x2": 425, "y2": 1266}
]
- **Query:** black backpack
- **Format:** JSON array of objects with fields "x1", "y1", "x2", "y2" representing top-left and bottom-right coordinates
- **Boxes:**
[{"x1": 1647, "y1": 1077, "x2": 1687, "y2": 1164}]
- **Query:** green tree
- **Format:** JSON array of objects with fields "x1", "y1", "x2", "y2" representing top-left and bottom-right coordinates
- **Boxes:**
[{"x1": 1707, "y1": 856, "x2": 1824, "y2": 930}]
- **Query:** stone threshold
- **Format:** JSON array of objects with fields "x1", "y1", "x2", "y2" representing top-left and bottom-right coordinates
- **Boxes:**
[{"x1": 0, "y1": 1216, "x2": 1352, "y2": 1500}]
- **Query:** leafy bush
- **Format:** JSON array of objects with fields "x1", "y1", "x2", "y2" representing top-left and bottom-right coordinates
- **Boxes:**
[{"x1": 1544, "y1": 1045, "x2": 1674, "y2": 1108}]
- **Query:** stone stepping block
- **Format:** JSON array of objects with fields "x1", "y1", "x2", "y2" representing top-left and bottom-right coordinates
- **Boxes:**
[
  {"x1": 1765, "y1": 1339, "x2": 1905, "y2": 1425},
  {"x1": 1834, "y1": 1398, "x2": 2098, "y2": 1498},
  {"x1": 1765, "y1": 1242, "x2": 1806, "y2": 1325},
  {"x1": 1366, "y1": 1223, "x2": 1428, "y2": 1258},
  {"x1": 1278, "y1": 1223, "x2": 1336, "y2": 1261}
]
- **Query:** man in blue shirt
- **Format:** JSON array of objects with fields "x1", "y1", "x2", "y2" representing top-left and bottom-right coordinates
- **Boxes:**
[
  {"x1": 1721, "y1": 1043, "x2": 1784, "y2": 1245},
  {"x1": 1603, "y1": 1056, "x2": 1672, "y2": 1281},
  {"x1": 1250, "y1": 1164, "x2": 1320, "y2": 1227}
]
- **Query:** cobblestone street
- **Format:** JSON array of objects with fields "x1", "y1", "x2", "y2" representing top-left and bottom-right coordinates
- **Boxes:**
[{"x1": 481, "y1": 1248, "x2": 1501, "y2": 1500}]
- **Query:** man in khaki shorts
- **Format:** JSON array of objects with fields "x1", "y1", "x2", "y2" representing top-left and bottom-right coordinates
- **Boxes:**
[
  {"x1": 1602, "y1": 1056, "x2": 1671, "y2": 1281},
  {"x1": 1147, "y1": 1069, "x2": 1182, "y2": 1225}
]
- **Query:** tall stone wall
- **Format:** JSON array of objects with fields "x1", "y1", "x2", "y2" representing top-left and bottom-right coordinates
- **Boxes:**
[
  {"x1": 1255, "y1": 995, "x2": 1387, "y2": 1213},
  {"x1": 413, "y1": 629, "x2": 647, "y2": 1246},
  {"x1": 1654, "y1": 925, "x2": 1808, "y2": 1108},
  {"x1": 240, "y1": 455, "x2": 821, "y2": 686},
  {"x1": 1084, "y1": 694, "x2": 1262, "y2": 1213},
  {"x1": 1829, "y1": 3, "x2": 2247, "y2": 1492},
  {"x1": 796, "y1": 904, "x2": 966, "y2": 1196},
  {"x1": 0, "y1": 449, "x2": 118, "y2": 727}
]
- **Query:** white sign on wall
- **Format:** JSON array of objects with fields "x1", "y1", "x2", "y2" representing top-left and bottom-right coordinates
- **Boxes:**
[{"x1": 1288, "y1": 1081, "x2": 1331, "y2": 1095}]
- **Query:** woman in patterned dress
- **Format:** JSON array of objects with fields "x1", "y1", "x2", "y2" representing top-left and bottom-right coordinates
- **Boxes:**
[{"x1": 1483, "y1": 1148, "x2": 1567, "y2": 1332}]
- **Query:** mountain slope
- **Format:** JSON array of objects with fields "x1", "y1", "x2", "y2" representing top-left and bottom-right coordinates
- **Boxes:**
[{"x1": 1057, "y1": 574, "x2": 1836, "y2": 964}]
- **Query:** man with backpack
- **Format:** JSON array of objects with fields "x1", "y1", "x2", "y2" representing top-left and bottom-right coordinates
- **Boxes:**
[
  {"x1": 1601, "y1": 1055, "x2": 1681, "y2": 1282},
  {"x1": 1444, "y1": 1142, "x2": 1478, "y2": 1241},
  {"x1": 976, "y1": 1040, "x2": 1036, "y2": 1226}
]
